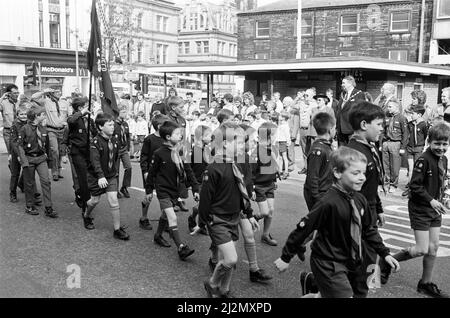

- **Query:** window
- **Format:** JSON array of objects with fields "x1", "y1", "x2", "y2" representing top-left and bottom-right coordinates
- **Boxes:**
[
  {"x1": 66, "y1": 14, "x2": 70, "y2": 49},
  {"x1": 184, "y1": 42, "x2": 190, "y2": 54},
  {"x1": 301, "y1": 16, "x2": 313, "y2": 36},
  {"x1": 156, "y1": 15, "x2": 168, "y2": 32},
  {"x1": 256, "y1": 21, "x2": 270, "y2": 37},
  {"x1": 396, "y1": 84, "x2": 404, "y2": 102},
  {"x1": 389, "y1": 50, "x2": 408, "y2": 61},
  {"x1": 221, "y1": 42, "x2": 225, "y2": 55},
  {"x1": 203, "y1": 41, "x2": 209, "y2": 54},
  {"x1": 229, "y1": 43, "x2": 233, "y2": 56},
  {"x1": 137, "y1": 43, "x2": 143, "y2": 63},
  {"x1": 438, "y1": 39, "x2": 450, "y2": 55},
  {"x1": 255, "y1": 52, "x2": 269, "y2": 60},
  {"x1": 127, "y1": 41, "x2": 132, "y2": 63},
  {"x1": 339, "y1": 51, "x2": 357, "y2": 57},
  {"x1": 39, "y1": 11, "x2": 44, "y2": 47},
  {"x1": 156, "y1": 44, "x2": 168, "y2": 64},
  {"x1": 196, "y1": 41, "x2": 202, "y2": 54},
  {"x1": 49, "y1": 13, "x2": 61, "y2": 48},
  {"x1": 438, "y1": 0, "x2": 450, "y2": 18},
  {"x1": 390, "y1": 11, "x2": 410, "y2": 32},
  {"x1": 340, "y1": 14, "x2": 358, "y2": 34},
  {"x1": 414, "y1": 83, "x2": 424, "y2": 91},
  {"x1": 137, "y1": 13, "x2": 143, "y2": 29},
  {"x1": 190, "y1": 13, "x2": 198, "y2": 30},
  {"x1": 178, "y1": 42, "x2": 183, "y2": 55}
]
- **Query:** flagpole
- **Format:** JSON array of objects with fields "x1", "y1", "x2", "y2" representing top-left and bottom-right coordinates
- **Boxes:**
[{"x1": 87, "y1": 71, "x2": 93, "y2": 154}]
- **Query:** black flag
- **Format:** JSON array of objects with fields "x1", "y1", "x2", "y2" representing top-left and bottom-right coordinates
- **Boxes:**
[{"x1": 87, "y1": 0, "x2": 118, "y2": 117}]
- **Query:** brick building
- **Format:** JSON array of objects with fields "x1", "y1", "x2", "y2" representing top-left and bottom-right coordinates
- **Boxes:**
[
  {"x1": 235, "y1": 0, "x2": 447, "y2": 106},
  {"x1": 238, "y1": 0, "x2": 433, "y2": 62}
]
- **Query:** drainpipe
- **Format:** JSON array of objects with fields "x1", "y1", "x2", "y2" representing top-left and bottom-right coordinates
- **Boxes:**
[
  {"x1": 418, "y1": 0, "x2": 426, "y2": 63},
  {"x1": 296, "y1": 0, "x2": 302, "y2": 59}
]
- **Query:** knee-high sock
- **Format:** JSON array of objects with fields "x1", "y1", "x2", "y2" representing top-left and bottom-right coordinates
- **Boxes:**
[
  {"x1": 244, "y1": 241, "x2": 259, "y2": 272},
  {"x1": 156, "y1": 217, "x2": 167, "y2": 236},
  {"x1": 85, "y1": 199, "x2": 96, "y2": 218},
  {"x1": 263, "y1": 216, "x2": 272, "y2": 236},
  {"x1": 110, "y1": 205, "x2": 120, "y2": 231},
  {"x1": 141, "y1": 201, "x2": 150, "y2": 219},
  {"x1": 210, "y1": 243, "x2": 219, "y2": 263},
  {"x1": 169, "y1": 226, "x2": 182, "y2": 248},
  {"x1": 210, "y1": 262, "x2": 232, "y2": 287},
  {"x1": 422, "y1": 254, "x2": 436, "y2": 283},
  {"x1": 220, "y1": 266, "x2": 234, "y2": 294}
]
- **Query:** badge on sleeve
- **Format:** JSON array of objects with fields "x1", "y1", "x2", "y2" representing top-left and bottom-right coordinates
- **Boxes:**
[
  {"x1": 298, "y1": 220, "x2": 305, "y2": 228},
  {"x1": 414, "y1": 160, "x2": 424, "y2": 173},
  {"x1": 203, "y1": 170, "x2": 209, "y2": 182},
  {"x1": 79, "y1": 129, "x2": 83, "y2": 133}
]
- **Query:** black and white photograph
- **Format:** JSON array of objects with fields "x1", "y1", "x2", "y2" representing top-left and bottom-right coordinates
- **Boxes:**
[{"x1": 1, "y1": 0, "x2": 450, "y2": 304}]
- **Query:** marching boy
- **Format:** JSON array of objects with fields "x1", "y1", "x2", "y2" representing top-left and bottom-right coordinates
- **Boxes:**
[
  {"x1": 145, "y1": 121, "x2": 199, "y2": 260},
  {"x1": 82, "y1": 113, "x2": 130, "y2": 241},
  {"x1": 139, "y1": 113, "x2": 170, "y2": 236},
  {"x1": 200, "y1": 122, "x2": 253, "y2": 298},
  {"x1": 275, "y1": 147, "x2": 400, "y2": 298},
  {"x1": 381, "y1": 123, "x2": 450, "y2": 298},
  {"x1": 18, "y1": 106, "x2": 57, "y2": 218}
]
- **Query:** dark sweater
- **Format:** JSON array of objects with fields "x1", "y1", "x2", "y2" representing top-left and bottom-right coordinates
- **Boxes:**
[
  {"x1": 407, "y1": 119, "x2": 428, "y2": 148},
  {"x1": 88, "y1": 134, "x2": 119, "y2": 179},
  {"x1": 9, "y1": 119, "x2": 27, "y2": 155},
  {"x1": 18, "y1": 123, "x2": 50, "y2": 165},
  {"x1": 67, "y1": 111, "x2": 97, "y2": 156},
  {"x1": 304, "y1": 138, "x2": 333, "y2": 202},
  {"x1": 146, "y1": 144, "x2": 199, "y2": 199},
  {"x1": 140, "y1": 134, "x2": 164, "y2": 174},
  {"x1": 198, "y1": 162, "x2": 245, "y2": 225},
  {"x1": 251, "y1": 144, "x2": 278, "y2": 185},
  {"x1": 281, "y1": 187, "x2": 390, "y2": 266},
  {"x1": 409, "y1": 148, "x2": 447, "y2": 214},
  {"x1": 114, "y1": 119, "x2": 131, "y2": 152},
  {"x1": 190, "y1": 144, "x2": 212, "y2": 183}
]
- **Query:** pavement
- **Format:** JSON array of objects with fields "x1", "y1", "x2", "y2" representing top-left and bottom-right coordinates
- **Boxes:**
[{"x1": 0, "y1": 146, "x2": 449, "y2": 298}]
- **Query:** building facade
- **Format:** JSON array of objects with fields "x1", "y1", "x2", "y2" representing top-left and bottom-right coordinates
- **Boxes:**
[
  {"x1": 238, "y1": 0, "x2": 433, "y2": 63},
  {"x1": 0, "y1": 0, "x2": 91, "y2": 96},
  {"x1": 236, "y1": 0, "x2": 443, "y2": 106},
  {"x1": 177, "y1": 0, "x2": 241, "y2": 95},
  {"x1": 429, "y1": 0, "x2": 450, "y2": 65}
]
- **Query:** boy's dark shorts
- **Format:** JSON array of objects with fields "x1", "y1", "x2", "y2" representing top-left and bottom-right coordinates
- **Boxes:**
[
  {"x1": 279, "y1": 141, "x2": 287, "y2": 153},
  {"x1": 159, "y1": 197, "x2": 179, "y2": 211},
  {"x1": 407, "y1": 146, "x2": 424, "y2": 160},
  {"x1": 88, "y1": 175, "x2": 118, "y2": 197},
  {"x1": 408, "y1": 202, "x2": 442, "y2": 230},
  {"x1": 310, "y1": 257, "x2": 363, "y2": 298},
  {"x1": 255, "y1": 183, "x2": 276, "y2": 202},
  {"x1": 207, "y1": 214, "x2": 240, "y2": 246}
]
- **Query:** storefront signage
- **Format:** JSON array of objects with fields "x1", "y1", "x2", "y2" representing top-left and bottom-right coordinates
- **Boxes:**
[{"x1": 40, "y1": 64, "x2": 88, "y2": 77}]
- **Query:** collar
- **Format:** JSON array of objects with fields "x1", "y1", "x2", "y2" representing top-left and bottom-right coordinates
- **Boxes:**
[
  {"x1": 99, "y1": 133, "x2": 111, "y2": 141},
  {"x1": 350, "y1": 134, "x2": 375, "y2": 148},
  {"x1": 315, "y1": 137, "x2": 333, "y2": 146},
  {"x1": 332, "y1": 183, "x2": 355, "y2": 198}
]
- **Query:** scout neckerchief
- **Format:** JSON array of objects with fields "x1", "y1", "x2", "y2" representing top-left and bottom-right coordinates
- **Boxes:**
[
  {"x1": 437, "y1": 153, "x2": 446, "y2": 202},
  {"x1": 350, "y1": 134, "x2": 385, "y2": 193},
  {"x1": 216, "y1": 154, "x2": 251, "y2": 211},
  {"x1": 333, "y1": 183, "x2": 362, "y2": 264},
  {"x1": 107, "y1": 137, "x2": 114, "y2": 170},
  {"x1": 35, "y1": 124, "x2": 43, "y2": 149}
]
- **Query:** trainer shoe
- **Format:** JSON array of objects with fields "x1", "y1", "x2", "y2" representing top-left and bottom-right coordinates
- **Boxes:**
[
  {"x1": 25, "y1": 206, "x2": 39, "y2": 216},
  {"x1": 139, "y1": 218, "x2": 153, "y2": 230},
  {"x1": 75, "y1": 194, "x2": 83, "y2": 209},
  {"x1": 261, "y1": 234, "x2": 278, "y2": 246},
  {"x1": 204, "y1": 280, "x2": 221, "y2": 298},
  {"x1": 178, "y1": 244, "x2": 195, "y2": 261},
  {"x1": 120, "y1": 187, "x2": 130, "y2": 198},
  {"x1": 44, "y1": 207, "x2": 58, "y2": 218},
  {"x1": 250, "y1": 269, "x2": 273, "y2": 283},
  {"x1": 58, "y1": 175, "x2": 64, "y2": 179},
  {"x1": 154, "y1": 235, "x2": 171, "y2": 248},
  {"x1": 113, "y1": 227, "x2": 130, "y2": 241},
  {"x1": 300, "y1": 271, "x2": 318, "y2": 296},
  {"x1": 83, "y1": 215, "x2": 95, "y2": 230},
  {"x1": 188, "y1": 215, "x2": 196, "y2": 232},
  {"x1": 117, "y1": 192, "x2": 122, "y2": 199},
  {"x1": 10, "y1": 192, "x2": 18, "y2": 203},
  {"x1": 208, "y1": 258, "x2": 217, "y2": 272},
  {"x1": 417, "y1": 280, "x2": 449, "y2": 298}
]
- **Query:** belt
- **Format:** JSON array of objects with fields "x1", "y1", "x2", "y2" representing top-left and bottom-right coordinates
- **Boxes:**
[
  {"x1": 300, "y1": 127, "x2": 309, "y2": 130},
  {"x1": 385, "y1": 139, "x2": 401, "y2": 142},
  {"x1": 3, "y1": 127, "x2": 11, "y2": 130},
  {"x1": 27, "y1": 152, "x2": 45, "y2": 157},
  {"x1": 47, "y1": 126, "x2": 65, "y2": 130}
]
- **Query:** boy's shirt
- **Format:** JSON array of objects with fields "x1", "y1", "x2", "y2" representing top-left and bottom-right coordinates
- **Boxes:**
[
  {"x1": 304, "y1": 138, "x2": 333, "y2": 202},
  {"x1": 347, "y1": 135, "x2": 384, "y2": 215},
  {"x1": 140, "y1": 133, "x2": 164, "y2": 175},
  {"x1": 409, "y1": 148, "x2": 447, "y2": 213},
  {"x1": 407, "y1": 118, "x2": 428, "y2": 148},
  {"x1": 146, "y1": 144, "x2": 199, "y2": 199},
  {"x1": 276, "y1": 122, "x2": 291, "y2": 143},
  {"x1": 17, "y1": 123, "x2": 50, "y2": 166},
  {"x1": 190, "y1": 144, "x2": 212, "y2": 184},
  {"x1": 9, "y1": 119, "x2": 27, "y2": 155},
  {"x1": 383, "y1": 112, "x2": 409, "y2": 150},
  {"x1": 114, "y1": 119, "x2": 130, "y2": 152},
  {"x1": 251, "y1": 143, "x2": 279, "y2": 185},
  {"x1": 198, "y1": 160, "x2": 246, "y2": 225},
  {"x1": 67, "y1": 111, "x2": 97, "y2": 155},
  {"x1": 135, "y1": 119, "x2": 149, "y2": 136},
  {"x1": 280, "y1": 186, "x2": 390, "y2": 266},
  {"x1": 88, "y1": 134, "x2": 119, "y2": 180}
]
